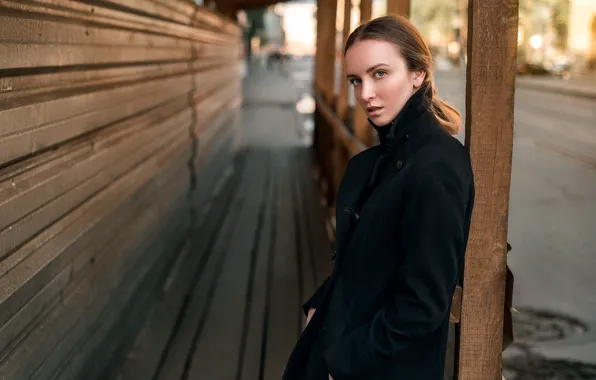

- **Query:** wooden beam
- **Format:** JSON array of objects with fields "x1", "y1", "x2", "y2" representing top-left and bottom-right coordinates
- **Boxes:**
[
  {"x1": 386, "y1": 0, "x2": 410, "y2": 17},
  {"x1": 359, "y1": 0, "x2": 372, "y2": 22},
  {"x1": 315, "y1": 0, "x2": 339, "y2": 103},
  {"x1": 313, "y1": 0, "x2": 340, "y2": 205},
  {"x1": 336, "y1": 0, "x2": 352, "y2": 122},
  {"x1": 458, "y1": 0, "x2": 519, "y2": 378},
  {"x1": 315, "y1": 90, "x2": 367, "y2": 157},
  {"x1": 352, "y1": 0, "x2": 373, "y2": 146},
  {"x1": 233, "y1": 0, "x2": 293, "y2": 10}
]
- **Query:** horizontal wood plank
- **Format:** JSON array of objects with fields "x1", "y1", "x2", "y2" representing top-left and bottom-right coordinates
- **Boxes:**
[{"x1": 0, "y1": 1, "x2": 242, "y2": 378}]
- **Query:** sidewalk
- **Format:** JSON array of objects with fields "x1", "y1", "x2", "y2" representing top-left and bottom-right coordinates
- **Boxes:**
[
  {"x1": 516, "y1": 76, "x2": 596, "y2": 99},
  {"x1": 434, "y1": 64, "x2": 596, "y2": 99},
  {"x1": 117, "y1": 66, "x2": 332, "y2": 380}
]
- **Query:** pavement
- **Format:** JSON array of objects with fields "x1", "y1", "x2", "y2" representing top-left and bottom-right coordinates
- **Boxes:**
[
  {"x1": 515, "y1": 76, "x2": 596, "y2": 100},
  {"x1": 433, "y1": 58, "x2": 596, "y2": 100}
]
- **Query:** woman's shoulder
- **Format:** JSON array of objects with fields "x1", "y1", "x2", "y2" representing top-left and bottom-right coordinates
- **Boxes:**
[{"x1": 411, "y1": 131, "x2": 473, "y2": 183}]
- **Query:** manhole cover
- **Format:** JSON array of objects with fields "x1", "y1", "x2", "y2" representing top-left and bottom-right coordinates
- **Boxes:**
[
  {"x1": 503, "y1": 355, "x2": 596, "y2": 380},
  {"x1": 513, "y1": 308, "x2": 588, "y2": 344}
]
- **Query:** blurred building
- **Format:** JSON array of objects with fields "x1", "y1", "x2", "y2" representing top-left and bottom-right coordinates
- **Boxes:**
[
  {"x1": 266, "y1": 0, "x2": 596, "y2": 76},
  {"x1": 567, "y1": 0, "x2": 596, "y2": 71},
  {"x1": 274, "y1": 0, "x2": 317, "y2": 56}
]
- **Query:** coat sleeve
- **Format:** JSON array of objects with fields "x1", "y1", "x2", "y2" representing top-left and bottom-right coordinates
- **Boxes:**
[
  {"x1": 324, "y1": 161, "x2": 471, "y2": 379},
  {"x1": 302, "y1": 276, "x2": 331, "y2": 316}
]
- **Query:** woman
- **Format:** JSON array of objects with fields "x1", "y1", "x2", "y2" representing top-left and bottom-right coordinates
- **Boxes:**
[{"x1": 282, "y1": 15, "x2": 475, "y2": 380}]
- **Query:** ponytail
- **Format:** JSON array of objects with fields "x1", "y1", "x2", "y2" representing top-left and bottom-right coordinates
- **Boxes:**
[{"x1": 424, "y1": 76, "x2": 461, "y2": 136}]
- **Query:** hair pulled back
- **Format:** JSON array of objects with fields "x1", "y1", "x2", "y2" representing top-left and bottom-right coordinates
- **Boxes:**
[{"x1": 345, "y1": 15, "x2": 461, "y2": 135}]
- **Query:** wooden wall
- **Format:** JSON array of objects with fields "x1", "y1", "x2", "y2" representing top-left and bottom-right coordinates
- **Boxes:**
[{"x1": 0, "y1": 1, "x2": 243, "y2": 379}]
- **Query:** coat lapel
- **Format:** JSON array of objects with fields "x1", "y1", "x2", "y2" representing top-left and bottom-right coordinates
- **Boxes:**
[{"x1": 334, "y1": 149, "x2": 382, "y2": 263}]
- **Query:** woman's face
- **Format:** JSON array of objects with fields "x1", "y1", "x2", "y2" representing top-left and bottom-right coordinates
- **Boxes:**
[{"x1": 345, "y1": 39, "x2": 425, "y2": 126}]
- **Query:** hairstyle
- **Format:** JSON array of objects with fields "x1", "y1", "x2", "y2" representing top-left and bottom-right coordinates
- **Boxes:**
[{"x1": 344, "y1": 15, "x2": 461, "y2": 135}]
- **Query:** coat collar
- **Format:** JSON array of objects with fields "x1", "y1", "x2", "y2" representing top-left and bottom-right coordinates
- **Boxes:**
[{"x1": 368, "y1": 87, "x2": 431, "y2": 151}]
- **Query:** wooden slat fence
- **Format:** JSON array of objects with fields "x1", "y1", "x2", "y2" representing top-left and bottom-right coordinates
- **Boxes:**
[{"x1": 0, "y1": 1, "x2": 243, "y2": 379}]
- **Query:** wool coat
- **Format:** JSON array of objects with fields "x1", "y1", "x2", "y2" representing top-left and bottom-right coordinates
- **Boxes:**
[{"x1": 282, "y1": 89, "x2": 475, "y2": 380}]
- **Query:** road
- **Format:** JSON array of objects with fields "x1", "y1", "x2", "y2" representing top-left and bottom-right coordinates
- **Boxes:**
[
  {"x1": 435, "y1": 70, "x2": 596, "y2": 378},
  {"x1": 269, "y1": 56, "x2": 596, "y2": 378}
]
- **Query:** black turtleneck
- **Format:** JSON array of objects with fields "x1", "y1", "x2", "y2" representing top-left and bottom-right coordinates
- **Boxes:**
[
  {"x1": 369, "y1": 87, "x2": 431, "y2": 150},
  {"x1": 362, "y1": 87, "x2": 432, "y2": 190}
]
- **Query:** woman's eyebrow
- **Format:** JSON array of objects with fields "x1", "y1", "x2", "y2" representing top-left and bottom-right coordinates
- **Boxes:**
[{"x1": 347, "y1": 63, "x2": 390, "y2": 79}]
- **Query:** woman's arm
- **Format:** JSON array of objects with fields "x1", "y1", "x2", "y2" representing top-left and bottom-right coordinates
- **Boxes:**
[{"x1": 324, "y1": 160, "x2": 473, "y2": 379}]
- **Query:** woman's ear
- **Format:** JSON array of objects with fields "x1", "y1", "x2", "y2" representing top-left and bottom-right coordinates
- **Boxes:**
[{"x1": 412, "y1": 71, "x2": 426, "y2": 88}]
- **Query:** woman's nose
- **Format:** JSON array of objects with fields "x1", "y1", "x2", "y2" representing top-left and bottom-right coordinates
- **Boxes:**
[{"x1": 359, "y1": 81, "x2": 375, "y2": 102}]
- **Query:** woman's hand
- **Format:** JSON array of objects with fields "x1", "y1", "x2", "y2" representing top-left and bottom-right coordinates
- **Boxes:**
[
  {"x1": 329, "y1": 375, "x2": 333, "y2": 380},
  {"x1": 306, "y1": 308, "x2": 316, "y2": 326}
]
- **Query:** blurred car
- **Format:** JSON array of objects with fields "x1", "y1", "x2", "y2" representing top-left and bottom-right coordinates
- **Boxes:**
[{"x1": 517, "y1": 56, "x2": 572, "y2": 80}]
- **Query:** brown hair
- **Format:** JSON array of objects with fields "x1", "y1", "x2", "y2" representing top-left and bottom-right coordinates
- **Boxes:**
[{"x1": 344, "y1": 15, "x2": 461, "y2": 135}]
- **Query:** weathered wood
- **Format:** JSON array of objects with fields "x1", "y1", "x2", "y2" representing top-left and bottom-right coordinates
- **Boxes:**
[
  {"x1": 0, "y1": 82, "x2": 238, "y2": 266},
  {"x1": 120, "y1": 152, "x2": 245, "y2": 380},
  {"x1": 352, "y1": 0, "x2": 374, "y2": 147},
  {"x1": 0, "y1": 1, "x2": 242, "y2": 379},
  {"x1": 386, "y1": 0, "x2": 410, "y2": 16},
  {"x1": 263, "y1": 152, "x2": 303, "y2": 380},
  {"x1": 315, "y1": 0, "x2": 339, "y2": 103},
  {"x1": 313, "y1": 0, "x2": 339, "y2": 205},
  {"x1": 31, "y1": 168, "x2": 191, "y2": 380},
  {"x1": 359, "y1": 0, "x2": 372, "y2": 22},
  {"x1": 315, "y1": 90, "x2": 367, "y2": 156},
  {"x1": 450, "y1": 286, "x2": 463, "y2": 324},
  {"x1": 236, "y1": 154, "x2": 275, "y2": 380},
  {"x1": 0, "y1": 131, "x2": 189, "y2": 330},
  {"x1": 151, "y1": 156, "x2": 248, "y2": 380},
  {"x1": 0, "y1": 71, "x2": 235, "y2": 165},
  {"x1": 117, "y1": 106, "x2": 333, "y2": 380},
  {"x1": 458, "y1": 0, "x2": 519, "y2": 379},
  {"x1": 0, "y1": 143, "x2": 191, "y2": 379},
  {"x1": 0, "y1": 58, "x2": 231, "y2": 103},
  {"x1": 81, "y1": 0, "x2": 239, "y2": 34},
  {"x1": 0, "y1": 42, "x2": 237, "y2": 70},
  {"x1": 336, "y1": 0, "x2": 352, "y2": 122},
  {"x1": 0, "y1": 108, "x2": 188, "y2": 259},
  {"x1": 0, "y1": 1, "x2": 239, "y2": 43},
  {"x1": 186, "y1": 154, "x2": 269, "y2": 379}
]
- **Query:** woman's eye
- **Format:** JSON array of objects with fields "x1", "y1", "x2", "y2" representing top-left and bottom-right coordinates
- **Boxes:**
[
  {"x1": 349, "y1": 78, "x2": 361, "y2": 86},
  {"x1": 374, "y1": 70, "x2": 387, "y2": 79}
]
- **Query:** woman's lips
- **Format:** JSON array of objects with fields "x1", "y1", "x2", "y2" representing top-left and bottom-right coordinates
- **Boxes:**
[{"x1": 366, "y1": 106, "x2": 383, "y2": 116}]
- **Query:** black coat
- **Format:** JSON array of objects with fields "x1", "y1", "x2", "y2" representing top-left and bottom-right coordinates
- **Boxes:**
[{"x1": 283, "y1": 89, "x2": 475, "y2": 380}]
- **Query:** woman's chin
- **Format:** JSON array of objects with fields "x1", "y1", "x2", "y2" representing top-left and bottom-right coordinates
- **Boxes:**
[{"x1": 369, "y1": 115, "x2": 392, "y2": 127}]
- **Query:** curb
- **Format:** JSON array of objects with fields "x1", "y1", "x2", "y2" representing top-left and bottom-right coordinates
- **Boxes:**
[{"x1": 516, "y1": 80, "x2": 596, "y2": 100}]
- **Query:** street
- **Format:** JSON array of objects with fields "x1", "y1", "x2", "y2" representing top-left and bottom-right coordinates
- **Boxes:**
[
  {"x1": 280, "y1": 56, "x2": 596, "y2": 378},
  {"x1": 436, "y1": 69, "x2": 596, "y2": 378}
]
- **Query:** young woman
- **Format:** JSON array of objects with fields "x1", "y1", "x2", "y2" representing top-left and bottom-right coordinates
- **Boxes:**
[{"x1": 283, "y1": 15, "x2": 475, "y2": 380}]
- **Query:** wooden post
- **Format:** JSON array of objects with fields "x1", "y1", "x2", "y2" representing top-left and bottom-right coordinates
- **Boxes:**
[
  {"x1": 329, "y1": 0, "x2": 354, "y2": 200},
  {"x1": 314, "y1": 0, "x2": 339, "y2": 205},
  {"x1": 359, "y1": 0, "x2": 372, "y2": 23},
  {"x1": 336, "y1": 0, "x2": 352, "y2": 122},
  {"x1": 352, "y1": 0, "x2": 373, "y2": 147},
  {"x1": 386, "y1": 0, "x2": 410, "y2": 16},
  {"x1": 458, "y1": 0, "x2": 519, "y2": 379},
  {"x1": 316, "y1": 0, "x2": 339, "y2": 103}
]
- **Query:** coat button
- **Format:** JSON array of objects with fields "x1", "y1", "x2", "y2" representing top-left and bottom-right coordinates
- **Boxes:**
[{"x1": 396, "y1": 160, "x2": 403, "y2": 170}]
